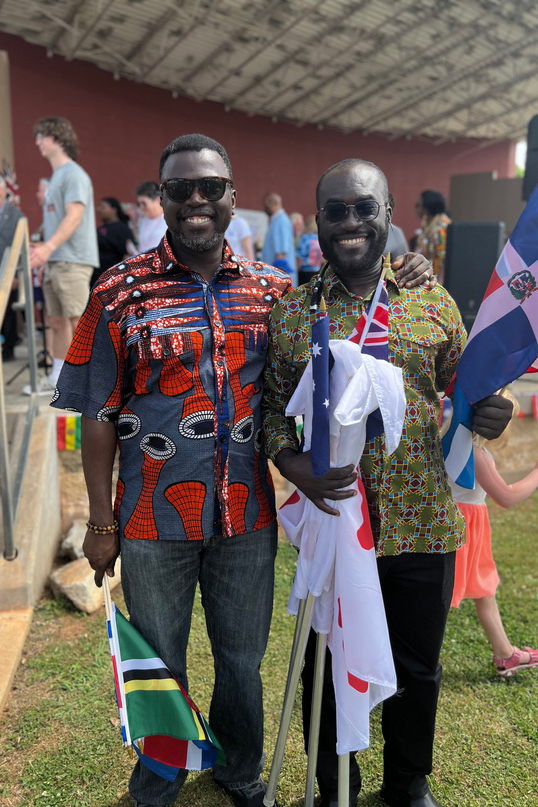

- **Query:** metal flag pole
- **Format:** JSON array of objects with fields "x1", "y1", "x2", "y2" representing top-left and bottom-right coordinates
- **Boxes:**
[
  {"x1": 304, "y1": 631, "x2": 326, "y2": 807},
  {"x1": 264, "y1": 603, "x2": 351, "y2": 807},
  {"x1": 263, "y1": 592, "x2": 315, "y2": 807}
]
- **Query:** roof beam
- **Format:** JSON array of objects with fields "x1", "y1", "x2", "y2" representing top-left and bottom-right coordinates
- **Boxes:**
[
  {"x1": 314, "y1": 25, "x2": 479, "y2": 129},
  {"x1": 267, "y1": 0, "x2": 436, "y2": 119},
  {"x1": 177, "y1": 4, "x2": 288, "y2": 90},
  {"x1": 46, "y1": 0, "x2": 86, "y2": 52},
  {"x1": 388, "y1": 59, "x2": 538, "y2": 140},
  {"x1": 35, "y1": 2, "x2": 140, "y2": 74},
  {"x1": 124, "y1": 1, "x2": 185, "y2": 66},
  {"x1": 198, "y1": 0, "x2": 326, "y2": 101},
  {"x1": 138, "y1": 0, "x2": 220, "y2": 82},
  {"x1": 362, "y1": 30, "x2": 538, "y2": 136},
  {"x1": 65, "y1": 0, "x2": 118, "y2": 61},
  {"x1": 434, "y1": 95, "x2": 538, "y2": 143},
  {"x1": 224, "y1": 0, "x2": 375, "y2": 110}
]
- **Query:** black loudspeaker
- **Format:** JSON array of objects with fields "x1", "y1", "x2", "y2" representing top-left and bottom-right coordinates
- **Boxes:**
[
  {"x1": 523, "y1": 115, "x2": 538, "y2": 202},
  {"x1": 444, "y1": 221, "x2": 505, "y2": 333}
]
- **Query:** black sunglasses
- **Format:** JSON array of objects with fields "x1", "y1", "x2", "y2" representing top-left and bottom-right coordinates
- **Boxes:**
[
  {"x1": 318, "y1": 200, "x2": 387, "y2": 224},
  {"x1": 160, "y1": 176, "x2": 233, "y2": 203}
]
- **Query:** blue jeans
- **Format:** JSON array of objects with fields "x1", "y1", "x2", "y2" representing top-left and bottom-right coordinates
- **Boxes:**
[{"x1": 120, "y1": 523, "x2": 278, "y2": 806}]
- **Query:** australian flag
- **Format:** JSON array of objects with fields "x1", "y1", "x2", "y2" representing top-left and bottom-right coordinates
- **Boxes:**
[
  {"x1": 311, "y1": 294, "x2": 331, "y2": 477},
  {"x1": 443, "y1": 183, "x2": 538, "y2": 487}
]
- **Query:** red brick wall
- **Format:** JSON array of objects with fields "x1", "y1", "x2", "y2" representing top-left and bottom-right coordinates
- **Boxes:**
[{"x1": 0, "y1": 32, "x2": 516, "y2": 242}]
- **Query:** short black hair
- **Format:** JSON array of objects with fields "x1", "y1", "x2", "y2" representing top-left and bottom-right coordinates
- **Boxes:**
[
  {"x1": 316, "y1": 158, "x2": 388, "y2": 208},
  {"x1": 159, "y1": 134, "x2": 233, "y2": 181},
  {"x1": 419, "y1": 189, "x2": 446, "y2": 216},
  {"x1": 136, "y1": 181, "x2": 160, "y2": 199},
  {"x1": 100, "y1": 197, "x2": 130, "y2": 224}
]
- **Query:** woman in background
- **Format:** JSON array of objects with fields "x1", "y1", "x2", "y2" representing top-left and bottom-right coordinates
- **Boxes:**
[
  {"x1": 414, "y1": 189, "x2": 451, "y2": 285},
  {"x1": 93, "y1": 197, "x2": 136, "y2": 286}
]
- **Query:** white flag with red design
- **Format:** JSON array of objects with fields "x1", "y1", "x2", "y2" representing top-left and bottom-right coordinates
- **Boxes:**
[{"x1": 279, "y1": 339, "x2": 405, "y2": 753}]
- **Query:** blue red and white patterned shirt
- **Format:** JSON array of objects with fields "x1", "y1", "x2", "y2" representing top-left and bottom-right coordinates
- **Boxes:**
[{"x1": 51, "y1": 235, "x2": 292, "y2": 541}]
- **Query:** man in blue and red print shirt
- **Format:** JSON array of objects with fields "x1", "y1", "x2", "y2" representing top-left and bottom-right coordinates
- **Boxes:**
[
  {"x1": 52, "y1": 133, "x2": 292, "y2": 807},
  {"x1": 52, "y1": 134, "x2": 434, "y2": 807}
]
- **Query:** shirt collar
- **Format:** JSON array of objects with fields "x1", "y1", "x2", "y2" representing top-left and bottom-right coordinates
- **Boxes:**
[
  {"x1": 153, "y1": 234, "x2": 242, "y2": 276},
  {"x1": 320, "y1": 260, "x2": 400, "y2": 300}
]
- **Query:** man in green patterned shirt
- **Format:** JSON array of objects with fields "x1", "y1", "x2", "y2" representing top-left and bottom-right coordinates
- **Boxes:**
[{"x1": 262, "y1": 158, "x2": 512, "y2": 807}]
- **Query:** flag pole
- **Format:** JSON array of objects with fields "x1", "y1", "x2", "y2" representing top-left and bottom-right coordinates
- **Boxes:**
[
  {"x1": 304, "y1": 632, "x2": 327, "y2": 806},
  {"x1": 103, "y1": 574, "x2": 132, "y2": 748},
  {"x1": 263, "y1": 592, "x2": 315, "y2": 807},
  {"x1": 103, "y1": 573, "x2": 113, "y2": 621}
]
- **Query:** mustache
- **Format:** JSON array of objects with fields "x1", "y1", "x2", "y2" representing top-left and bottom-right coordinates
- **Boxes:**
[{"x1": 180, "y1": 206, "x2": 215, "y2": 218}]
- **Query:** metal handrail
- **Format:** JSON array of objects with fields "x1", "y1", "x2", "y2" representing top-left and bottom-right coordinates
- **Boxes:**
[{"x1": 0, "y1": 217, "x2": 39, "y2": 560}]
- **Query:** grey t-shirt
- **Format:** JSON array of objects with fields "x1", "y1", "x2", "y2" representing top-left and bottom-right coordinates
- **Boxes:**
[{"x1": 43, "y1": 161, "x2": 99, "y2": 267}]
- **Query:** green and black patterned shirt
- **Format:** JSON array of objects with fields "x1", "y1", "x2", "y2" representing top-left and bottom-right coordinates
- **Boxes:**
[{"x1": 262, "y1": 265, "x2": 467, "y2": 557}]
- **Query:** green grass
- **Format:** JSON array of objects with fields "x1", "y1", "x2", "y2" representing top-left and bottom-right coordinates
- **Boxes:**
[{"x1": 1, "y1": 497, "x2": 538, "y2": 807}]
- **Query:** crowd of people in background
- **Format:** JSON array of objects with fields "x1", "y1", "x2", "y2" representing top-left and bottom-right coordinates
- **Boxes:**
[{"x1": 0, "y1": 115, "x2": 454, "y2": 383}]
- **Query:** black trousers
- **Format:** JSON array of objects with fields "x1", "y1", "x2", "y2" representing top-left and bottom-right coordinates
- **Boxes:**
[{"x1": 301, "y1": 551, "x2": 456, "y2": 800}]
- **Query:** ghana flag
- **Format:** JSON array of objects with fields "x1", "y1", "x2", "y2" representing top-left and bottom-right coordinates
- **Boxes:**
[{"x1": 107, "y1": 603, "x2": 225, "y2": 781}]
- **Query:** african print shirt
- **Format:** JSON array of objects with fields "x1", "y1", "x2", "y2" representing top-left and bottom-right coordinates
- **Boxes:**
[
  {"x1": 415, "y1": 213, "x2": 451, "y2": 284},
  {"x1": 51, "y1": 235, "x2": 292, "y2": 541},
  {"x1": 262, "y1": 265, "x2": 467, "y2": 557}
]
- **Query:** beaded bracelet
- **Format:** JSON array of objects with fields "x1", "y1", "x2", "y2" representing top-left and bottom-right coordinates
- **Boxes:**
[{"x1": 86, "y1": 519, "x2": 119, "y2": 535}]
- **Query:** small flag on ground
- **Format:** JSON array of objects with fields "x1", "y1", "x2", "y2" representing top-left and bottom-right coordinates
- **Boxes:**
[
  {"x1": 106, "y1": 590, "x2": 225, "y2": 781},
  {"x1": 443, "y1": 184, "x2": 538, "y2": 487}
]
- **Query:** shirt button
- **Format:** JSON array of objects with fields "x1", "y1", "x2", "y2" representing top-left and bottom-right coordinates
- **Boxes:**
[
  {"x1": 217, "y1": 360, "x2": 224, "y2": 367},
  {"x1": 162, "y1": 348, "x2": 171, "y2": 357}
]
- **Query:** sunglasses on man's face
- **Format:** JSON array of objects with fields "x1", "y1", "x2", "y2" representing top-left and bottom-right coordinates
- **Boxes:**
[
  {"x1": 318, "y1": 200, "x2": 386, "y2": 224},
  {"x1": 160, "y1": 176, "x2": 233, "y2": 203}
]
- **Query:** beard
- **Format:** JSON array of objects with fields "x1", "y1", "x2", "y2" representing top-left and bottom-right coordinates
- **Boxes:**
[
  {"x1": 318, "y1": 225, "x2": 389, "y2": 276},
  {"x1": 172, "y1": 227, "x2": 226, "y2": 253}
]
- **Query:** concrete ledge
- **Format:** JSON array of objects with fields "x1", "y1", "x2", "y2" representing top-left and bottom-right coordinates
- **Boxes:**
[
  {"x1": 0, "y1": 608, "x2": 32, "y2": 715},
  {"x1": 0, "y1": 413, "x2": 61, "y2": 609}
]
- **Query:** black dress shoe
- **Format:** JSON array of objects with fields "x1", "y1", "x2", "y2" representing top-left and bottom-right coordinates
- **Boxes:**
[{"x1": 380, "y1": 785, "x2": 442, "y2": 807}]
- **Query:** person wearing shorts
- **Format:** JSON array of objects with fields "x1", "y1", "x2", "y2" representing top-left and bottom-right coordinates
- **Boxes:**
[{"x1": 27, "y1": 117, "x2": 98, "y2": 395}]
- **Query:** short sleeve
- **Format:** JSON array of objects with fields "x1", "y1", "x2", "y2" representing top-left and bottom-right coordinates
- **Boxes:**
[
  {"x1": 51, "y1": 291, "x2": 125, "y2": 421},
  {"x1": 62, "y1": 169, "x2": 90, "y2": 207}
]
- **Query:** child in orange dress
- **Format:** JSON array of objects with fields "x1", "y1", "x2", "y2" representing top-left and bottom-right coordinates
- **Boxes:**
[{"x1": 450, "y1": 399, "x2": 538, "y2": 677}]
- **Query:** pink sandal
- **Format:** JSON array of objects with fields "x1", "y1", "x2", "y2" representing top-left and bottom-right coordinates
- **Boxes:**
[{"x1": 493, "y1": 646, "x2": 538, "y2": 678}]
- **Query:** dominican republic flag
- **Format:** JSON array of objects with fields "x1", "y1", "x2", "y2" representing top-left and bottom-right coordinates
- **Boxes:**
[
  {"x1": 443, "y1": 184, "x2": 538, "y2": 488},
  {"x1": 279, "y1": 273, "x2": 403, "y2": 753},
  {"x1": 107, "y1": 603, "x2": 225, "y2": 780}
]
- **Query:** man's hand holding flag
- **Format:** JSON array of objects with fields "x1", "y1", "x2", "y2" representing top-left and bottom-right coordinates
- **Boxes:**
[{"x1": 442, "y1": 185, "x2": 538, "y2": 486}]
